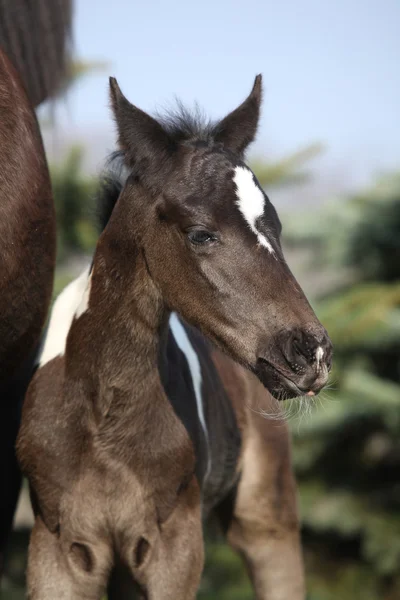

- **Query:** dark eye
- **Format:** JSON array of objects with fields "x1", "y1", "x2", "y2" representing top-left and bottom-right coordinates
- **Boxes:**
[{"x1": 187, "y1": 229, "x2": 216, "y2": 246}]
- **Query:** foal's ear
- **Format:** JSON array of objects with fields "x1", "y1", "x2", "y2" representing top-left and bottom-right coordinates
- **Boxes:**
[
  {"x1": 213, "y1": 75, "x2": 262, "y2": 157},
  {"x1": 109, "y1": 77, "x2": 173, "y2": 185}
]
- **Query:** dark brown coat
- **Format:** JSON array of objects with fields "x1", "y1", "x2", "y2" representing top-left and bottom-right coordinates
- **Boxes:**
[
  {"x1": 17, "y1": 75, "x2": 332, "y2": 599},
  {"x1": 0, "y1": 48, "x2": 56, "y2": 571}
]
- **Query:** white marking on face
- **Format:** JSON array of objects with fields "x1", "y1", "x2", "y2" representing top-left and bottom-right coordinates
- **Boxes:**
[
  {"x1": 233, "y1": 166, "x2": 275, "y2": 254},
  {"x1": 316, "y1": 346, "x2": 324, "y2": 367},
  {"x1": 38, "y1": 267, "x2": 91, "y2": 368},
  {"x1": 170, "y1": 312, "x2": 211, "y2": 481}
]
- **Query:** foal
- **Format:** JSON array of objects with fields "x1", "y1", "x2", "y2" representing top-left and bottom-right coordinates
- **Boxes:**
[
  {"x1": 17, "y1": 75, "x2": 332, "y2": 599},
  {"x1": 0, "y1": 49, "x2": 56, "y2": 570}
]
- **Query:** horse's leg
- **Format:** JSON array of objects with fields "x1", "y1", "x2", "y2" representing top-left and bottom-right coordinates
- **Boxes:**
[
  {"x1": 143, "y1": 520, "x2": 204, "y2": 600},
  {"x1": 115, "y1": 478, "x2": 204, "y2": 600},
  {"x1": 221, "y1": 405, "x2": 305, "y2": 600},
  {"x1": 0, "y1": 387, "x2": 22, "y2": 575},
  {"x1": 0, "y1": 350, "x2": 36, "y2": 575},
  {"x1": 108, "y1": 535, "x2": 203, "y2": 600},
  {"x1": 27, "y1": 516, "x2": 112, "y2": 600}
]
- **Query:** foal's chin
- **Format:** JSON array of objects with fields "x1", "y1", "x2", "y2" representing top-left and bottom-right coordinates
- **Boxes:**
[{"x1": 254, "y1": 360, "x2": 314, "y2": 401}]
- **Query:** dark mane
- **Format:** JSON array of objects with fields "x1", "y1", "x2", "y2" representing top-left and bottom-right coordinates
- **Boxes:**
[
  {"x1": 157, "y1": 101, "x2": 216, "y2": 144},
  {"x1": 96, "y1": 151, "x2": 127, "y2": 232}
]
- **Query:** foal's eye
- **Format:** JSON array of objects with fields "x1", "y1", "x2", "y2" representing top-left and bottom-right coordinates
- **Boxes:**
[{"x1": 187, "y1": 229, "x2": 216, "y2": 246}]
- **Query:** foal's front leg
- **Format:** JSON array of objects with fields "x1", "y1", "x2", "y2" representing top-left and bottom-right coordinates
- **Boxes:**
[
  {"x1": 109, "y1": 478, "x2": 204, "y2": 600},
  {"x1": 140, "y1": 508, "x2": 204, "y2": 600},
  {"x1": 225, "y1": 404, "x2": 305, "y2": 600},
  {"x1": 27, "y1": 516, "x2": 112, "y2": 600}
]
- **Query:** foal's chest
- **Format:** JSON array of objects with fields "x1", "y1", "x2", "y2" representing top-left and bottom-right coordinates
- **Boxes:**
[{"x1": 160, "y1": 316, "x2": 242, "y2": 514}]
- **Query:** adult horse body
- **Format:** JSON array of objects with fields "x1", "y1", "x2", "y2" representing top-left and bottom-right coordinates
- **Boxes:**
[
  {"x1": 17, "y1": 76, "x2": 332, "y2": 599},
  {"x1": 0, "y1": 49, "x2": 56, "y2": 571}
]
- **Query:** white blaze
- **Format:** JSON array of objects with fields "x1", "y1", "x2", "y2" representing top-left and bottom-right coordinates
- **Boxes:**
[
  {"x1": 233, "y1": 166, "x2": 275, "y2": 254},
  {"x1": 38, "y1": 266, "x2": 91, "y2": 368}
]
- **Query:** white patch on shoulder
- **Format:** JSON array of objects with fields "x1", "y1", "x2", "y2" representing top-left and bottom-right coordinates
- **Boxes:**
[
  {"x1": 233, "y1": 165, "x2": 275, "y2": 254},
  {"x1": 316, "y1": 346, "x2": 324, "y2": 367},
  {"x1": 169, "y1": 312, "x2": 211, "y2": 480},
  {"x1": 75, "y1": 270, "x2": 93, "y2": 319},
  {"x1": 38, "y1": 267, "x2": 91, "y2": 368}
]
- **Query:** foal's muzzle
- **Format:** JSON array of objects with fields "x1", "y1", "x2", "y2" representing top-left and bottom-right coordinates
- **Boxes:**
[{"x1": 256, "y1": 327, "x2": 333, "y2": 400}]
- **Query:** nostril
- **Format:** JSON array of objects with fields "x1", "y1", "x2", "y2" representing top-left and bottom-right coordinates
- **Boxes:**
[
  {"x1": 289, "y1": 331, "x2": 333, "y2": 370},
  {"x1": 293, "y1": 340, "x2": 305, "y2": 358},
  {"x1": 292, "y1": 337, "x2": 313, "y2": 365},
  {"x1": 281, "y1": 329, "x2": 333, "y2": 373}
]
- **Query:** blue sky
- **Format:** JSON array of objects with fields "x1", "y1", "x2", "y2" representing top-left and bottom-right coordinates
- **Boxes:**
[{"x1": 55, "y1": 0, "x2": 399, "y2": 190}]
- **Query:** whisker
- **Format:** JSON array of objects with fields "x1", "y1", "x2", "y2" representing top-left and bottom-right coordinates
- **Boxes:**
[{"x1": 247, "y1": 384, "x2": 333, "y2": 427}]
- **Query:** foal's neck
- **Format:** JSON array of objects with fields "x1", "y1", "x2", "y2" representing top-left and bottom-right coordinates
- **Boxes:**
[
  {"x1": 65, "y1": 216, "x2": 196, "y2": 488},
  {"x1": 66, "y1": 221, "x2": 169, "y2": 416}
]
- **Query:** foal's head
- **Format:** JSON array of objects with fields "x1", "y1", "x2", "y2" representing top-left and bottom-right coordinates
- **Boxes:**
[{"x1": 107, "y1": 76, "x2": 332, "y2": 399}]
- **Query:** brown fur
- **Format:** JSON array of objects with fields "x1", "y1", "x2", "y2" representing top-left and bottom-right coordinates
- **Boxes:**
[
  {"x1": 18, "y1": 244, "x2": 205, "y2": 598},
  {"x1": 0, "y1": 0, "x2": 73, "y2": 107},
  {"x1": 0, "y1": 48, "x2": 56, "y2": 571},
  {"x1": 17, "y1": 76, "x2": 332, "y2": 598},
  {"x1": 0, "y1": 50, "x2": 55, "y2": 380},
  {"x1": 18, "y1": 248, "x2": 302, "y2": 599}
]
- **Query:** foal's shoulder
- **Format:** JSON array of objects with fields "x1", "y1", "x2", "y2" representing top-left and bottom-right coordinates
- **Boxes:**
[{"x1": 38, "y1": 267, "x2": 91, "y2": 368}]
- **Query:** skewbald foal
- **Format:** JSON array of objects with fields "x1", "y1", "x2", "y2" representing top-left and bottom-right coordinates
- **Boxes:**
[{"x1": 17, "y1": 75, "x2": 332, "y2": 599}]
